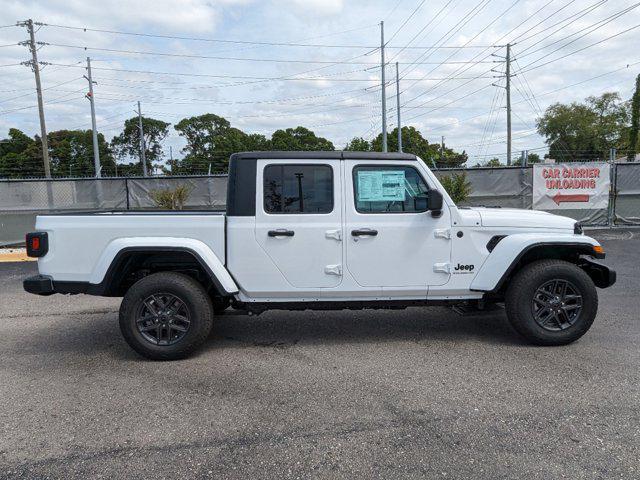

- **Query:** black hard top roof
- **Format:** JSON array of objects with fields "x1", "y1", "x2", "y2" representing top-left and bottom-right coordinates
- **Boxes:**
[{"x1": 230, "y1": 151, "x2": 417, "y2": 161}]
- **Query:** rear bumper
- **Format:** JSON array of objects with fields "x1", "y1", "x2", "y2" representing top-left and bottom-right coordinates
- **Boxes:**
[
  {"x1": 23, "y1": 275, "x2": 90, "y2": 296},
  {"x1": 579, "y1": 258, "x2": 616, "y2": 289},
  {"x1": 23, "y1": 275, "x2": 55, "y2": 296}
]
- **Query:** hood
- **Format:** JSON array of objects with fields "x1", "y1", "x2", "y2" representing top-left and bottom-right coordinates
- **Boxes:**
[{"x1": 470, "y1": 207, "x2": 576, "y2": 230}]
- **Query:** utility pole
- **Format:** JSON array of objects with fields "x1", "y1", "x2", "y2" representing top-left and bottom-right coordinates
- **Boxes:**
[
  {"x1": 395, "y1": 62, "x2": 402, "y2": 153},
  {"x1": 380, "y1": 21, "x2": 388, "y2": 153},
  {"x1": 136, "y1": 101, "x2": 148, "y2": 177},
  {"x1": 84, "y1": 57, "x2": 101, "y2": 177},
  {"x1": 440, "y1": 136, "x2": 445, "y2": 164},
  {"x1": 169, "y1": 146, "x2": 174, "y2": 173},
  {"x1": 506, "y1": 43, "x2": 512, "y2": 166},
  {"x1": 20, "y1": 19, "x2": 51, "y2": 178}
]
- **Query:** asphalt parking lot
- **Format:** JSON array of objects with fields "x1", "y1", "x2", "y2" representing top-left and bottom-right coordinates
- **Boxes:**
[{"x1": 0, "y1": 229, "x2": 638, "y2": 479}]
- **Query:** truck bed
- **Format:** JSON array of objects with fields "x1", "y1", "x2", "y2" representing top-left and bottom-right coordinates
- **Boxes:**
[{"x1": 35, "y1": 212, "x2": 226, "y2": 283}]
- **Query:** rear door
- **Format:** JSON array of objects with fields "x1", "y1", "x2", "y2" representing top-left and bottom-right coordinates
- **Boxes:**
[{"x1": 254, "y1": 159, "x2": 343, "y2": 288}]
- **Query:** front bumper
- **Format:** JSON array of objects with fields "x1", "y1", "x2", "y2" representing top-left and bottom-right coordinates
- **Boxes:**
[
  {"x1": 579, "y1": 258, "x2": 616, "y2": 288},
  {"x1": 23, "y1": 275, "x2": 55, "y2": 296}
]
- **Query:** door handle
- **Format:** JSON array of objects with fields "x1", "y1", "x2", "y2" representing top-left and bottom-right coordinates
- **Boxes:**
[
  {"x1": 268, "y1": 229, "x2": 295, "y2": 237},
  {"x1": 351, "y1": 229, "x2": 378, "y2": 237}
]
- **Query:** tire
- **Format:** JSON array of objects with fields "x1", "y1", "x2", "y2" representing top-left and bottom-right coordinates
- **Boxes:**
[
  {"x1": 505, "y1": 259, "x2": 598, "y2": 346},
  {"x1": 119, "y1": 272, "x2": 214, "y2": 360}
]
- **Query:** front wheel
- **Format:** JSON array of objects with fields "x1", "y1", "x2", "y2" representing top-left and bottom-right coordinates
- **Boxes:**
[
  {"x1": 505, "y1": 260, "x2": 598, "y2": 346},
  {"x1": 119, "y1": 272, "x2": 214, "y2": 360}
]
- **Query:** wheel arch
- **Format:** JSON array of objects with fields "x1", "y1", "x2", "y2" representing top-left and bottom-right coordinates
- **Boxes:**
[
  {"x1": 89, "y1": 238, "x2": 238, "y2": 297},
  {"x1": 470, "y1": 235, "x2": 604, "y2": 295}
]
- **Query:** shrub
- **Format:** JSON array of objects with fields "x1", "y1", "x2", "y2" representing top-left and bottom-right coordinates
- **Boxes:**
[
  {"x1": 439, "y1": 172, "x2": 472, "y2": 204},
  {"x1": 149, "y1": 184, "x2": 193, "y2": 210}
]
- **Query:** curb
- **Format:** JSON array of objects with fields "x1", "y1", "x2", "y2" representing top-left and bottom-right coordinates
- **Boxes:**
[{"x1": 0, "y1": 249, "x2": 35, "y2": 263}]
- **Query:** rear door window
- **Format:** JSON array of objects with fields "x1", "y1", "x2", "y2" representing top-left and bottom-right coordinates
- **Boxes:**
[{"x1": 263, "y1": 164, "x2": 333, "y2": 214}]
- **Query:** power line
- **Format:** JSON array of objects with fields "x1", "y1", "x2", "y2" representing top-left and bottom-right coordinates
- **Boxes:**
[
  {"x1": 387, "y1": 0, "x2": 455, "y2": 63},
  {"x1": 384, "y1": 0, "x2": 405, "y2": 20},
  {"x1": 402, "y1": 82, "x2": 495, "y2": 122},
  {"x1": 45, "y1": 62, "x2": 494, "y2": 83},
  {"x1": 385, "y1": 0, "x2": 427, "y2": 45},
  {"x1": 0, "y1": 77, "x2": 83, "y2": 103},
  {"x1": 520, "y1": 23, "x2": 640, "y2": 73},
  {"x1": 37, "y1": 42, "x2": 497, "y2": 65},
  {"x1": 0, "y1": 87, "x2": 85, "y2": 115},
  {"x1": 35, "y1": 21, "x2": 497, "y2": 50},
  {"x1": 516, "y1": 2, "x2": 640, "y2": 61},
  {"x1": 512, "y1": 0, "x2": 602, "y2": 48},
  {"x1": 398, "y1": 0, "x2": 494, "y2": 84},
  {"x1": 476, "y1": 68, "x2": 504, "y2": 161},
  {"x1": 522, "y1": 60, "x2": 640, "y2": 99},
  {"x1": 512, "y1": 58, "x2": 542, "y2": 115},
  {"x1": 400, "y1": 0, "x2": 548, "y2": 110},
  {"x1": 508, "y1": 0, "x2": 581, "y2": 45},
  {"x1": 70, "y1": 109, "x2": 133, "y2": 130}
]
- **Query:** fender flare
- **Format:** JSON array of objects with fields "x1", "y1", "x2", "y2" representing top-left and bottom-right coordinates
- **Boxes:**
[
  {"x1": 90, "y1": 237, "x2": 239, "y2": 295},
  {"x1": 470, "y1": 234, "x2": 601, "y2": 293}
]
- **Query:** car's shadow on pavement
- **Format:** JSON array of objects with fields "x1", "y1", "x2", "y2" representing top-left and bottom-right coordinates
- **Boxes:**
[
  {"x1": 200, "y1": 306, "x2": 522, "y2": 353},
  {"x1": 10, "y1": 305, "x2": 523, "y2": 364}
]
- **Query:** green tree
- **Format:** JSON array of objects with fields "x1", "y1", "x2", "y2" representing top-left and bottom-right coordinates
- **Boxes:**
[
  {"x1": 370, "y1": 126, "x2": 467, "y2": 168},
  {"x1": 344, "y1": 137, "x2": 371, "y2": 151},
  {"x1": 173, "y1": 113, "x2": 270, "y2": 173},
  {"x1": 628, "y1": 74, "x2": 640, "y2": 161},
  {"x1": 512, "y1": 152, "x2": 541, "y2": 166},
  {"x1": 527, "y1": 152, "x2": 541, "y2": 164},
  {"x1": 270, "y1": 126, "x2": 334, "y2": 151},
  {"x1": 0, "y1": 129, "x2": 40, "y2": 178},
  {"x1": 111, "y1": 116, "x2": 170, "y2": 175},
  {"x1": 48, "y1": 129, "x2": 115, "y2": 177},
  {"x1": 537, "y1": 92, "x2": 630, "y2": 162},
  {"x1": 473, "y1": 157, "x2": 502, "y2": 167}
]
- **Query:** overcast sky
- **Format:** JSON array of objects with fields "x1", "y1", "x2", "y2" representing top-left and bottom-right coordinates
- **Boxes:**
[{"x1": 1, "y1": 0, "x2": 639, "y2": 165}]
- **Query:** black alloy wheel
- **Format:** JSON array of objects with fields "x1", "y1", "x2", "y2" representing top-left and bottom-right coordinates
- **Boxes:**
[
  {"x1": 531, "y1": 279, "x2": 583, "y2": 332},
  {"x1": 136, "y1": 293, "x2": 191, "y2": 346}
]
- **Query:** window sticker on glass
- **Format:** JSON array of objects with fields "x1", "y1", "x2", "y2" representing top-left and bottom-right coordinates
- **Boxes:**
[{"x1": 357, "y1": 170, "x2": 405, "y2": 202}]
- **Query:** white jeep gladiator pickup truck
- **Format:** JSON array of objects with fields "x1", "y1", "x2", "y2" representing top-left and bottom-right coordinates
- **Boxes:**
[{"x1": 23, "y1": 151, "x2": 616, "y2": 360}]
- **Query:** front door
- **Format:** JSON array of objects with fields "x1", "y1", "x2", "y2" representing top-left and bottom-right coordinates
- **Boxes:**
[
  {"x1": 255, "y1": 159, "x2": 343, "y2": 289},
  {"x1": 344, "y1": 161, "x2": 451, "y2": 289}
]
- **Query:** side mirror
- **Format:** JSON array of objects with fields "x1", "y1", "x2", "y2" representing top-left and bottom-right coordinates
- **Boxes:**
[{"x1": 427, "y1": 190, "x2": 443, "y2": 216}]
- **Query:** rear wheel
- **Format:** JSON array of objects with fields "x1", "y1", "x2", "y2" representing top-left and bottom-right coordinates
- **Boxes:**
[
  {"x1": 119, "y1": 272, "x2": 213, "y2": 360},
  {"x1": 505, "y1": 260, "x2": 598, "y2": 346}
]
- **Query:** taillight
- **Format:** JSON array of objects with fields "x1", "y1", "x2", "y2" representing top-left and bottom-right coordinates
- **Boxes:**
[{"x1": 26, "y1": 232, "x2": 48, "y2": 258}]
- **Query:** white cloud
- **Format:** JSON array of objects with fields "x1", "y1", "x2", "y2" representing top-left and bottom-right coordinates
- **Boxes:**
[
  {"x1": 274, "y1": 0, "x2": 344, "y2": 17},
  {"x1": 2, "y1": 0, "x2": 640, "y2": 159}
]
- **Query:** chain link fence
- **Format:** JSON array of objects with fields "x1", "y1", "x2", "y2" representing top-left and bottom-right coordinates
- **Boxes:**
[{"x1": 1, "y1": 165, "x2": 639, "y2": 246}]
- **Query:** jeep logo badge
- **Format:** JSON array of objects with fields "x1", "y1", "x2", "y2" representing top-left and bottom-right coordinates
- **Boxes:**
[{"x1": 454, "y1": 263, "x2": 475, "y2": 272}]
